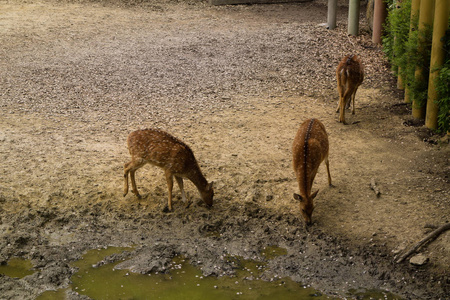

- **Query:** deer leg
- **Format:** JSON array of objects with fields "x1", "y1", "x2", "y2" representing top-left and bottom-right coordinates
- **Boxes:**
[
  {"x1": 336, "y1": 92, "x2": 342, "y2": 113},
  {"x1": 336, "y1": 74, "x2": 345, "y2": 113},
  {"x1": 124, "y1": 162, "x2": 131, "y2": 196},
  {"x1": 175, "y1": 176, "x2": 192, "y2": 208},
  {"x1": 345, "y1": 83, "x2": 352, "y2": 110},
  {"x1": 351, "y1": 86, "x2": 359, "y2": 115},
  {"x1": 165, "y1": 170, "x2": 174, "y2": 211},
  {"x1": 124, "y1": 160, "x2": 144, "y2": 198},
  {"x1": 130, "y1": 170, "x2": 142, "y2": 199},
  {"x1": 340, "y1": 89, "x2": 353, "y2": 124},
  {"x1": 339, "y1": 95, "x2": 347, "y2": 124},
  {"x1": 345, "y1": 97, "x2": 351, "y2": 109},
  {"x1": 175, "y1": 176, "x2": 187, "y2": 202},
  {"x1": 336, "y1": 97, "x2": 342, "y2": 113},
  {"x1": 325, "y1": 156, "x2": 332, "y2": 186}
]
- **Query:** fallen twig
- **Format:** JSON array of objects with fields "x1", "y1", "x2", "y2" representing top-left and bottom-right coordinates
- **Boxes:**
[
  {"x1": 395, "y1": 223, "x2": 450, "y2": 263},
  {"x1": 370, "y1": 178, "x2": 381, "y2": 197}
]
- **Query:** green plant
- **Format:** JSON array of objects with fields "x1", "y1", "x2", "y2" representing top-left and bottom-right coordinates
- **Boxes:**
[
  {"x1": 410, "y1": 23, "x2": 433, "y2": 109},
  {"x1": 383, "y1": 0, "x2": 434, "y2": 111},
  {"x1": 382, "y1": 0, "x2": 412, "y2": 79},
  {"x1": 383, "y1": 1, "x2": 449, "y2": 131},
  {"x1": 435, "y1": 27, "x2": 450, "y2": 133}
]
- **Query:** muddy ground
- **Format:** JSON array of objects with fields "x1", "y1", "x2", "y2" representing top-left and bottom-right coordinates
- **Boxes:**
[{"x1": 0, "y1": 0, "x2": 449, "y2": 299}]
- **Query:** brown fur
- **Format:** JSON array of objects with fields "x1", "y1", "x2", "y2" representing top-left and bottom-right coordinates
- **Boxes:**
[
  {"x1": 292, "y1": 119, "x2": 331, "y2": 225},
  {"x1": 336, "y1": 54, "x2": 364, "y2": 124},
  {"x1": 124, "y1": 129, "x2": 213, "y2": 211}
]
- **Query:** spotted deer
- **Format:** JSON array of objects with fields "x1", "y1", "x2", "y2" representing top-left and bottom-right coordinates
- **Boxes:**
[
  {"x1": 292, "y1": 119, "x2": 332, "y2": 225},
  {"x1": 123, "y1": 129, "x2": 214, "y2": 211},
  {"x1": 336, "y1": 54, "x2": 364, "y2": 124}
]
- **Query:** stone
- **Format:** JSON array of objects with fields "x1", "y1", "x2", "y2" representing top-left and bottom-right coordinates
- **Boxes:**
[{"x1": 409, "y1": 254, "x2": 429, "y2": 266}]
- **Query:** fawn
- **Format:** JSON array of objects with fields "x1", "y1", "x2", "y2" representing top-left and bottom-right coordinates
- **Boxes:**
[
  {"x1": 123, "y1": 129, "x2": 214, "y2": 211},
  {"x1": 336, "y1": 54, "x2": 364, "y2": 124},
  {"x1": 292, "y1": 119, "x2": 332, "y2": 225}
]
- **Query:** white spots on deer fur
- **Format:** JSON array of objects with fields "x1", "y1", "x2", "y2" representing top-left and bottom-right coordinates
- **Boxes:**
[
  {"x1": 124, "y1": 128, "x2": 213, "y2": 209},
  {"x1": 293, "y1": 119, "x2": 331, "y2": 223}
]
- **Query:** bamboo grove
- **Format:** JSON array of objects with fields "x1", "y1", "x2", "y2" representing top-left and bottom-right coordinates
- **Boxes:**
[{"x1": 382, "y1": 0, "x2": 450, "y2": 133}]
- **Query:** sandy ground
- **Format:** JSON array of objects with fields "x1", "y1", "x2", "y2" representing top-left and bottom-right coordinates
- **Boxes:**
[{"x1": 0, "y1": 0, "x2": 449, "y2": 299}]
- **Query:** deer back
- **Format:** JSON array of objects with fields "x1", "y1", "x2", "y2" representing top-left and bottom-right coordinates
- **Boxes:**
[
  {"x1": 127, "y1": 129, "x2": 199, "y2": 176},
  {"x1": 336, "y1": 54, "x2": 364, "y2": 88},
  {"x1": 292, "y1": 119, "x2": 329, "y2": 197}
]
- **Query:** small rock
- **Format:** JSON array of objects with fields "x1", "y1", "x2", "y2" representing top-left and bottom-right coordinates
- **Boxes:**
[{"x1": 409, "y1": 254, "x2": 429, "y2": 266}]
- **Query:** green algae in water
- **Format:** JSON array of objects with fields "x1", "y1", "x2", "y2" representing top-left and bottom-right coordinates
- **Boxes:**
[
  {"x1": 37, "y1": 247, "x2": 134, "y2": 300},
  {"x1": 70, "y1": 248, "x2": 331, "y2": 300},
  {"x1": 72, "y1": 246, "x2": 134, "y2": 269},
  {"x1": 36, "y1": 288, "x2": 68, "y2": 300},
  {"x1": 0, "y1": 257, "x2": 35, "y2": 278},
  {"x1": 39, "y1": 247, "x2": 402, "y2": 300},
  {"x1": 261, "y1": 245, "x2": 288, "y2": 260}
]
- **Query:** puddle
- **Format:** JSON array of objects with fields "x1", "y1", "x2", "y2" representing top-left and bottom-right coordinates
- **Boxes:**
[
  {"x1": 36, "y1": 288, "x2": 68, "y2": 300},
  {"x1": 39, "y1": 247, "x2": 330, "y2": 299},
  {"x1": 72, "y1": 249, "x2": 330, "y2": 299},
  {"x1": 0, "y1": 257, "x2": 35, "y2": 278},
  {"x1": 38, "y1": 247, "x2": 402, "y2": 300},
  {"x1": 261, "y1": 245, "x2": 288, "y2": 260}
]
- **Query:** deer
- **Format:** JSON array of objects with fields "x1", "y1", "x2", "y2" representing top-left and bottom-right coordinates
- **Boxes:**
[
  {"x1": 123, "y1": 129, "x2": 214, "y2": 211},
  {"x1": 336, "y1": 54, "x2": 364, "y2": 125},
  {"x1": 292, "y1": 118, "x2": 332, "y2": 225}
]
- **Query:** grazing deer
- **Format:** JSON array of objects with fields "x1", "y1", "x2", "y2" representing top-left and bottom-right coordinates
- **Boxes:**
[
  {"x1": 123, "y1": 129, "x2": 214, "y2": 211},
  {"x1": 336, "y1": 54, "x2": 364, "y2": 124},
  {"x1": 292, "y1": 119, "x2": 332, "y2": 225}
]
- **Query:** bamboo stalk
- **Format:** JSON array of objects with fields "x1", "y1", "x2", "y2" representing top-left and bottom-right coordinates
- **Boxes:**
[{"x1": 425, "y1": 0, "x2": 450, "y2": 130}]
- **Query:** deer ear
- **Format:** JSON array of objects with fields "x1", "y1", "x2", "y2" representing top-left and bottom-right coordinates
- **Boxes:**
[
  {"x1": 293, "y1": 193, "x2": 304, "y2": 202},
  {"x1": 311, "y1": 190, "x2": 319, "y2": 199},
  {"x1": 208, "y1": 182, "x2": 214, "y2": 189}
]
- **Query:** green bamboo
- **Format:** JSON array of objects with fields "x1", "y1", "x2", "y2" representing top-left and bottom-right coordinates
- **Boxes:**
[
  {"x1": 412, "y1": 0, "x2": 435, "y2": 119},
  {"x1": 405, "y1": 0, "x2": 421, "y2": 103},
  {"x1": 348, "y1": 0, "x2": 361, "y2": 36},
  {"x1": 425, "y1": 0, "x2": 450, "y2": 129},
  {"x1": 373, "y1": 0, "x2": 387, "y2": 44},
  {"x1": 396, "y1": 1, "x2": 405, "y2": 89},
  {"x1": 327, "y1": 0, "x2": 338, "y2": 29}
]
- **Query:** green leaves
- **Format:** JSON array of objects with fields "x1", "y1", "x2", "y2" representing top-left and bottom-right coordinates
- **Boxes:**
[{"x1": 382, "y1": 0, "x2": 450, "y2": 132}]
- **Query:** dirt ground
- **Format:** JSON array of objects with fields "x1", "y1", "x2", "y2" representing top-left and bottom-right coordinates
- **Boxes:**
[{"x1": 0, "y1": 0, "x2": 449, "y2": 299}]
